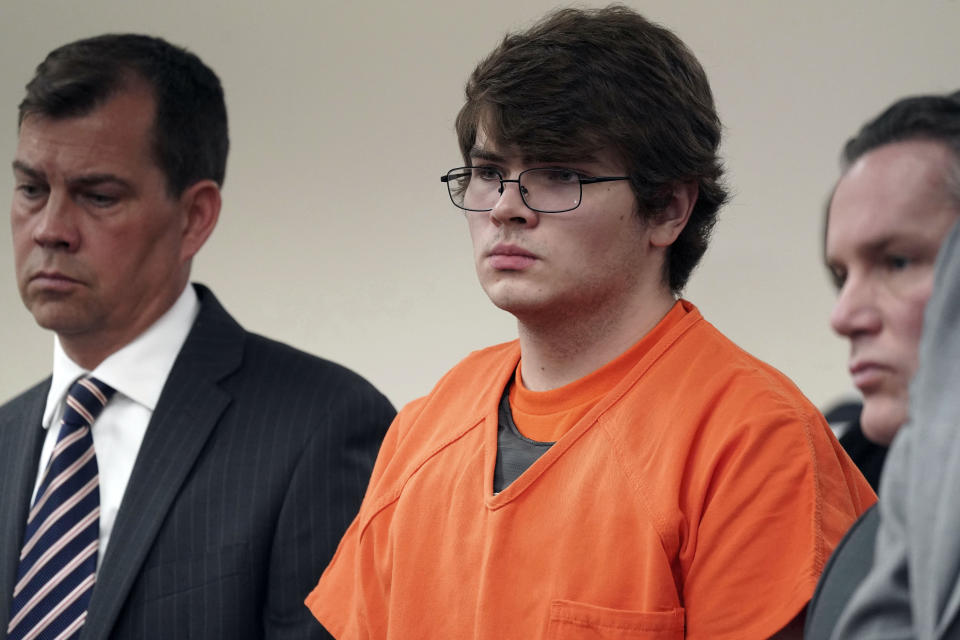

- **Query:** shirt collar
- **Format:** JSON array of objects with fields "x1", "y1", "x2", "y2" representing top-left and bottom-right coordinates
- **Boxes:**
[{"x1": 42, "y1": 284, "x2": 201, "y2": 428}]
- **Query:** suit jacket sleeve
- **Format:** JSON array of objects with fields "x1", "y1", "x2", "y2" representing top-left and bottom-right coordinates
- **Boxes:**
[{"x1": 264, "y1": 367, "x2": 395, "y2": 640}]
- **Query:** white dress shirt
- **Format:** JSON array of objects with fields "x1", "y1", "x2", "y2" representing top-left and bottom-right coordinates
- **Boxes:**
[{"x1": 32, "y1": 284, "x2": 199, "y2": 568}]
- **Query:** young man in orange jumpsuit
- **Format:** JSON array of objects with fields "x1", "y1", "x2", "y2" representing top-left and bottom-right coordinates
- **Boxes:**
[{"x1": 307, "y1": 7, "x2": 875, "y2": 638}]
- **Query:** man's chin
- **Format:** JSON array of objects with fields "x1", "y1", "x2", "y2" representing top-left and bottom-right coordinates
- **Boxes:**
[
  {"x1": 859, "y1": 399, "x2": 907, "y2": 446},
  {"x1": 27, "y1": 303, "x2": 94, "y2": 336},
  {"x1": 485, "y1": 290, "x2": 544, "y2": 318}
]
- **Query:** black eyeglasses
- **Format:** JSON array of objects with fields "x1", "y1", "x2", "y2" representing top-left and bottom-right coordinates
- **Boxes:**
[{"x1": 441, "y1": 166, "x2": 631, "y2": 214}]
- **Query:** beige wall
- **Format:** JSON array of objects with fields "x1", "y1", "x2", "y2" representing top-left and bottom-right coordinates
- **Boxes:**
[{"x1": 1, "y1": 0, "x2": 957, "y2": 412}]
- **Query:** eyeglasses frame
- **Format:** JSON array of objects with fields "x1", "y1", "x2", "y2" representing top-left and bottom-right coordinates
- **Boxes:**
[{"x1": 441, "y1": 166, "x2": 631, "y2": 214}]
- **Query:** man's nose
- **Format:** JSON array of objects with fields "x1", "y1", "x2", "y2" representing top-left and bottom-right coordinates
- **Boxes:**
[
  {"x1": 32, "y1": 191, "x2": 80, "y2": 251},
  {"x1": 830, "y1": 274, "x2": 881, "y2": 338},
  {"x1": 489, "y1": 178, "x2": 537, "y2": 227}
]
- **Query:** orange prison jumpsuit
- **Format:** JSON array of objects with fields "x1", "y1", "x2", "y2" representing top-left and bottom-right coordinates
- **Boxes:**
[{"x1": 307, "y1": 301, "x2": 875, "y2": 639}]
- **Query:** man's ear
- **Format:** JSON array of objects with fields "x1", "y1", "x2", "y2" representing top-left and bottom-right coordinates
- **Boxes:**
[
  {"x1": 178, "y1": 179, "x2": 221, "y2": 262},
  {"x1": 650, "y1": 181, "x2": 698, "y2": 247}
]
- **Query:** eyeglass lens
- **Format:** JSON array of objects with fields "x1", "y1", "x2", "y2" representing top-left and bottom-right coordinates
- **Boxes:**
[{"x1": 447, "y1": 168, "x2": 582, "y2": 213}]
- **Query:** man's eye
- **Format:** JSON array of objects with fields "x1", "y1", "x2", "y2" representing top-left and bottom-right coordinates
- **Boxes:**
[
  {"x1": 16, "y1": 183, "x2": 46, "y2": 199},
  {"x1": 84, "y1": 192, "x2": 118, "y2": 208},
  {"x1": 829, "y1": 267, "x2": 846, "y2": 290},
  {"x1": 885, "y1": 255, "x2": 911, "y2": 271},
  {"x1": 475, "y1": 167, "x2": 501, "y2": 181},
  {"x1": 549, "y1": 169, "x2": 580, "y2": 184}
]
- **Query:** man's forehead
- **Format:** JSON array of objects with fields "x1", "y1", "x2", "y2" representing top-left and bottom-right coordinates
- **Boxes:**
[
  {"x1": 826, "y1": 142, "x2": 960, "y2": 256},
  {"x1": 14, "y1": 88, "x2": 159, "y2": 179},
  {"x1": 470, "y1": 128, "x2": 610, "y2": 166},
  {"x1": 844, "y1": 140, "x2": 954, "y2": 189}
]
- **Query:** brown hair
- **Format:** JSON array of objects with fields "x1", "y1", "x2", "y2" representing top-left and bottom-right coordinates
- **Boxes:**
[
  {"x1": 841, "y1": 90, "x2": 960, "y2": 204},
  {"x1": 455, "y1": 5, "x2": 727, "y2": 293},
  {"x1": 19, "y1": 33, "x2": 228, "y2": 196}
]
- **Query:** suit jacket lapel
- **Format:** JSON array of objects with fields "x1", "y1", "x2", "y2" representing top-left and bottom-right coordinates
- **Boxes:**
[
  {"x1": 82, "y1": 286, "x2": 245, "y2": 639},
  {"x1": 0, "y1": 381, "x2": 49, "y2": 633}
]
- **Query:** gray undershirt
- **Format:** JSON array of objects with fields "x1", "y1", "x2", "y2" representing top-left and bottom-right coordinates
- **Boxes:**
[{"x1": 492, "y1": 385, "x2": 555, "y2": 493}]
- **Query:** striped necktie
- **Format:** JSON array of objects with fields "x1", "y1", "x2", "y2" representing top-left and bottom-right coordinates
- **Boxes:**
[{"x1": 8, "y1": 376, "x2": 115, "y2": 640}]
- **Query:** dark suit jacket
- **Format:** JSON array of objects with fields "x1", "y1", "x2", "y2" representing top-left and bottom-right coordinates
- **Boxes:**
[{"x1": 0, "y1": 284, "x2": 395, "y2": 639}]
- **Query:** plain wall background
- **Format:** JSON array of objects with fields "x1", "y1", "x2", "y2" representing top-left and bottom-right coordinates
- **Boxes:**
[{"x1": 0, "y1": 1, "x2": 957, "y2": 412}]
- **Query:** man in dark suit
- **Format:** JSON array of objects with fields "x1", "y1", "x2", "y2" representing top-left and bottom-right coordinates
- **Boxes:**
[{"x1": 0, "y1": 34, "x2": 394, "y2": 640}]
